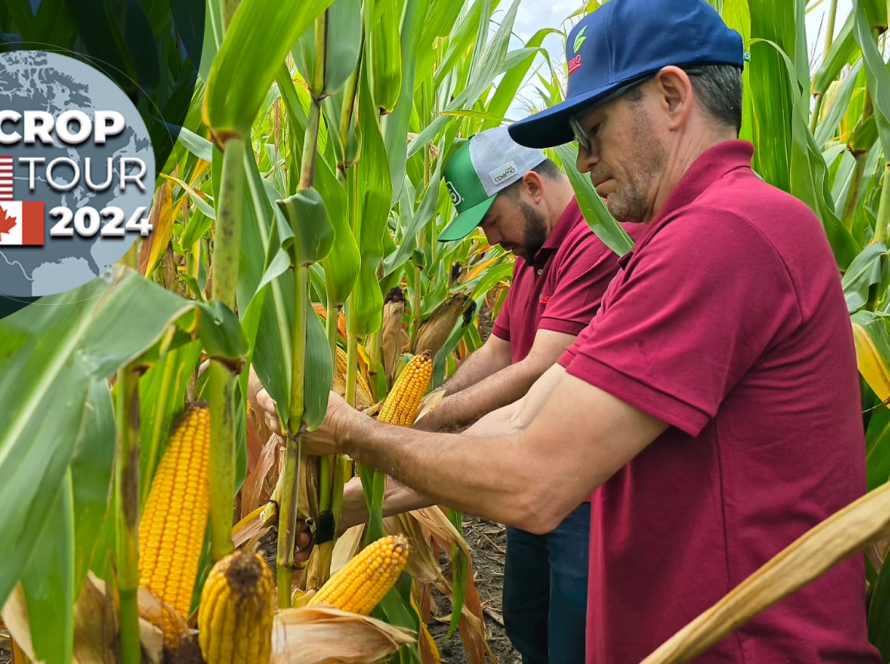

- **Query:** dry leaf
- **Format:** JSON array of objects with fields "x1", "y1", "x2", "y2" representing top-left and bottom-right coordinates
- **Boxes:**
[
  {"x1": 2, "y1": 574, "x2": 165, "y2": 664},
  {"x1": 271, "y1": 606, "x2": 415, "y2": 664}
]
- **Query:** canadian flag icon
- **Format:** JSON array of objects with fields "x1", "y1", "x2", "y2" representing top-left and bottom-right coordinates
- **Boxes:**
[{"x1": 0, "y1": 156, "x2": 44, "y2": 246}]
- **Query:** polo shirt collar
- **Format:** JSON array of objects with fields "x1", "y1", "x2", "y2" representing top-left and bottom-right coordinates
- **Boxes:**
[
  {"x1": 617, "y1": 140, "x2": 754, "y2": 268},
  {"x1": 534, "y1": 196, "x2": 582, "y2": 267}
]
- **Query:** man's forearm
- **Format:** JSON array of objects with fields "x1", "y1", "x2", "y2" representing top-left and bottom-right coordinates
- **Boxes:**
[
  {"x1": 440, "y1": 341, "x2": 507, "y2": 394},
  {"x1": 342, "y1": 416, "x2": 537, "y2": 528},
  {"x1": 424, "y1": 357, "x2": 541, "y2": 431},
  {"x1": 341, "y1": 478, "x2": 437, "y2": 531}
]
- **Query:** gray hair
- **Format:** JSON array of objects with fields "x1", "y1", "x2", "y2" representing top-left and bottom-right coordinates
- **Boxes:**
[{"x1": 626, "y1": 63, "x2": 743, "y2": 133}]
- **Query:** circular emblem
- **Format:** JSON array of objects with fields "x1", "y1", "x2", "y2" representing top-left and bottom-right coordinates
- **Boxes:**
[{"x1": 0, "y1": 50, "x2": 155, "y2": 298}]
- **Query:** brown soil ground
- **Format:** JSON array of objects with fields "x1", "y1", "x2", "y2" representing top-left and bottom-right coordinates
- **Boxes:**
[
  {"x1": 0, "y1": 516, "x2": 519, "y2": 664},
  {"x1": 428, "y1": 516, "x2": 521, "y2": 664}
]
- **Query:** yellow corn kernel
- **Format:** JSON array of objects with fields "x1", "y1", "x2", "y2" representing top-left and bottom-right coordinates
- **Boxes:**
[
  {"x1": 198, "y1": 548, "x2": 274, "y2": 664},
  {"x1": 308, "y1": 534, "x2": 409, "y2": 615},
  {"x1": 336, "y1": 345, "x2": 374, "y2": 405},
  {"x1": 138, "y1": 406, "x2": 211, "y2": 648},
  {"x1": 377, "y1": 351, "x2": 433, "y2": 426}
]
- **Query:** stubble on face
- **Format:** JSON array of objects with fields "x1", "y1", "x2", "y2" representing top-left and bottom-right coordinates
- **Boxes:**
[
  {"x1": 512, "y1": 200, "x2": 548, "y2": 265},
  {"x1": 603, "y1": 98, "x2": 667, "y2": 223}
]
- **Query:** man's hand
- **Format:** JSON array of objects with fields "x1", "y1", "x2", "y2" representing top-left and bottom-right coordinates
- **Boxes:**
[
  {"x1": 338, "y1": 476, "x2": 369, "y2": 533},
  {"x1": 256, "y1": 389, "x2": 360, "y2": 456},
  {"x1": 301, "y1": 391, "x2": 361, "y2": 455},
  {"x1": 255, "y1": 387, "x2": 283, "y2": 435}
]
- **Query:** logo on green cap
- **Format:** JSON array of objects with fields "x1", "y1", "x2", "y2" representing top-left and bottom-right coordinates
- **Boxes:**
[{"x1": 446, "y1": 181, "x2": 463, "y2": 206}]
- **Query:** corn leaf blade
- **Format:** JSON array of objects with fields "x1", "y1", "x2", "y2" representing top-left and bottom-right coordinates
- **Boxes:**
[
  {"x1": 203, "y1": 0, "x2": 334, "y2": 135},
  {"x1": 551, "y1": 142, "x2": 633, "y2": 256},
  {"x1": 20, "y1": 471, "x2": 74, "y2": 664}
]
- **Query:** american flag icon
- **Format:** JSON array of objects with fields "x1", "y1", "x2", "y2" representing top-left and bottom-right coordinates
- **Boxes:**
[
  {"x1": 0, "y1": 156, "x2": 11, "y2": 201},
  {"x1": 0, "y1": 155, "x2": 44, "y2": 246}
]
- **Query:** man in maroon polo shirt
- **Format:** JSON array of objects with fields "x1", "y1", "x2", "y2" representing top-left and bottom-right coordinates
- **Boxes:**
[
  {"x1": 262, "y1": 1, "x2": 882, "y2": 661},
  {"x1": 336, "y1": 126, "x2": 642, "y2": 664}
]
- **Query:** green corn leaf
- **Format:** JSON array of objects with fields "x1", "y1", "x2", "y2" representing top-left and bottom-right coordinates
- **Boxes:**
[
  {"x1": 865, "y1": 403, "x2": 890, "y2": 492},
  {"x1": 72, "y1": 378, "x2": 116, "y2": 600},
  {"x1": 302, "y1": 303, "x2": 333, "y2": 430},
  {"x1": 413, "y1": 0, "x2": 465, "y2": 91},
  {"x1": 24, "y1": 0, "x2": 77, "y2": 54},
  {"x1": 21, "y1": 471, "x2": 74, "y2": 664},
  {"x1": 293, "y1": 0, "x2": 362, "y2": 97},
  {"x1": 868, "y1": 541, "x2": 890, "y2": 660},
  {"x1": 323, "y1": 0, "x2": 363, "y2": 95},
  {"x1": 5, "y1": 0, "x2": 33, "y2": 32},
  {"x1": 315, "y1": 153, "x2": 360, "y2": 307},
  {"x1": 160, "y1": 122, "x2": 213, "y2": 162},
  {"x1": 815, "y1": 59, "x2": 863, "y2": 147},
  {"x1": 61, "y1": 0, "x2": 159, "y2": 95},
  {"x1": 482, "y1": 28, "x2": 556, "y2": 130},
  {"x1": 169, "y1": 0, "x2": 205, "y2": 67},
  {"x1": 552, "y1": 142, "x2": 634, "y2": 256},
  {"x1": 138, "y1": 341, "x2": 203, "y2": 505},
  {"x1": 203, "y1": 0, "x2": 334, "y2": 137},
  {"x1": 853, "y1": 1, "x2": 890, "y2": 161},
  {"x1": 275, "y1": 187, "x2": 336, "y2": 267},
  {"x1": 811, "y1": 12, "x2": 856, "y2": 97},
  {"x1": 0, "y1": 265, "x2": 246, "y2": 614},
  {"x1": 196, "y1": 300, "x2": 249, "y2": 363},
  {"x1": 408, "y1": 0, "x2": 521, "y2": 158},
  {"x1": 432, "y1": 0, "x2": 487, "y2": 91},
  {"x1": 841, "y1": 242, "x2": 887, "y2": 313},
  {"x1": 750, "y1": 37, "x2": 859, "y2": 268},
  {"x1": 349, "y1": 59, "x2": 393, "y2": 338},
  {"x1": 383, "y1": 0, "x2": 431, "y2": 206},
  {"x1": 365, "y1": 0, "x2": 403, "y2": 114},
  {"x1": 161, "y1": 173, "x2": 216, "y2": 218},
  {"x1": 383, "y1": 159, "x2": 442, "y2": 276}
]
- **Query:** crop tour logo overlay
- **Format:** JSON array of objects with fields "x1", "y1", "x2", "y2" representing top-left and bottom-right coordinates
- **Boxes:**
[{"x1": 0, "y1": 50, "x2": 155, "y2": 298}]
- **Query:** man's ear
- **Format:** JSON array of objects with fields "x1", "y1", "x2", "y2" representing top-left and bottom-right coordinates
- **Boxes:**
[
  {"x1": 522, "y1": 170, "x2": 545, "y2": 204},
  {"x1": 652, "y1": 66, "x2": 693, "y2": 130}
]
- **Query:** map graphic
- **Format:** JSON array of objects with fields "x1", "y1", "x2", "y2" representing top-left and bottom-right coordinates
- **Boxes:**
[{"x1": 0, "y1": 51, "x2": 154, "y2": 297}]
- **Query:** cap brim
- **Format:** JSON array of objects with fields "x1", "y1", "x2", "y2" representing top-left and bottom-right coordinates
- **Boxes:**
[
  {"x1": 507, "y1": 85, "x2": 616, "y2": 149},
  {"x1": 438, "y1": 195, "x2": 496, "y2": 242}
]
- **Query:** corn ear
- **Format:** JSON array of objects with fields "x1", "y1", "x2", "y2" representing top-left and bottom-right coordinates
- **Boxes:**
[
  {"x1": 334, "y1": 345, "x2": 374, "y2": 409},
  {"x1": 413, "y1": 292, "x2": 469, "y2": 358},
  {"x1": 382, "y1": 287, "x2": 406, "y2": 387},
  {"x1": 308, "y1": 534, "x2": 409, "y2": 615},
  {"x1": 198, "y1": 548, "x2": 275, "y2": 664},
  {"x1": 378, "y1": 351, "x2": 433, "y2": 426},
  {"x1": 138, "y1": 406, "x2": 211, "y2": 647}
]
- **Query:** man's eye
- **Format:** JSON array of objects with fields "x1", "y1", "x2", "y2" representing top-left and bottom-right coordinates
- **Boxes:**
[{"x1": 590, "y1": 123, "x2": 601, "y2": 137}]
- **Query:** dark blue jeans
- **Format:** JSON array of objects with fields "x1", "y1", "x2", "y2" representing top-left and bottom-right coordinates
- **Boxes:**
[{"x1": 502, "y1": 501, "x2": 590, "y2": 664}]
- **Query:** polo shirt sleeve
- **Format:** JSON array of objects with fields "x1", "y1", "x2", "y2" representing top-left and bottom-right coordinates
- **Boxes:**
[
  {"x1": 538, "y1": 228, "x2": 620, "y2": 336},
  {"x1": 491, "y1": 275, "x2": 514, "y2": 342},
  {"x1": 559, "y1": 210, "x2": 800, "y2": 437}
]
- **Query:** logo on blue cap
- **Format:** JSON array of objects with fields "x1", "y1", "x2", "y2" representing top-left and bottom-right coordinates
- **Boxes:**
[{"x1": 573, "y1": 26, "x2": 587, "y2": 54}]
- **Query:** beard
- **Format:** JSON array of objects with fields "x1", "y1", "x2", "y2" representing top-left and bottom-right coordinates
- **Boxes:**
[
  {"x1": 513, "y1": 201, "x2": 548, "y2": 265},
  {"x1": 604, "y1": 105, "x2": 666, "y2": 223}
]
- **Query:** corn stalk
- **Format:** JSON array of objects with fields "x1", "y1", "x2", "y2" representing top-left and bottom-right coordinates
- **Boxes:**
[{"x1": 113, "y1": 364, "x2": 141, "y2": 664}]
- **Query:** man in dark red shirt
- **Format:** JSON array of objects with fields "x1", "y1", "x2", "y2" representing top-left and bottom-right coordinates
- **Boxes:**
[
  {"x1": 337, "y1": 126, "x2": 642, "y2": 664},
  {"x1": 263, "y1": 1, "x2": 882, "y2": 661}
]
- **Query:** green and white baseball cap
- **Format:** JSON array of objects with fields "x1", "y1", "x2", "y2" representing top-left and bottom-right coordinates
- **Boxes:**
[{"x1": 439, "y1": 126, "x2": 546, "y2": 242}]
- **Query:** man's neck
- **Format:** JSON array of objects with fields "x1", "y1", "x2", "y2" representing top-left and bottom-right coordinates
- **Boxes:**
[
  {"x1": 646, "y1": 128, "x2": 738, "y2": 223},
  {"x1": 546, "y1": 179, "x2": 577, "y2": 233}
]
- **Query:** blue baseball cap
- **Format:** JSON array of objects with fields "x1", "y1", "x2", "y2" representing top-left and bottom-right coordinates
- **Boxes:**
[{"x1": 508, "y1": 0, "x2": 745, "y2": 149}]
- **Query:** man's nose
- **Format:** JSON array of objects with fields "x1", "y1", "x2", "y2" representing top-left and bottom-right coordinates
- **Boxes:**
[{"x1": 576, "y1": 144, "x2": 599, "y2": 174}]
